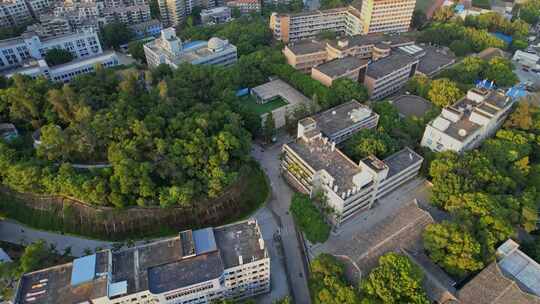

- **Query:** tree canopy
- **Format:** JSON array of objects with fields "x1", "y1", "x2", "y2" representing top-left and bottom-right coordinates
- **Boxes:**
[
  {"x1": 426, "y1": 101, "x2": 540, "y2": 277},
  {"x1": 290, "y1": 193, "x2": 330, "y2": 243},
  {"x1": 44, "y1": 49, "x2": 74, "y2": 66},
  {"x1": 309, "y1": 254, "x2": 361, "y2": 304},
  {"x1": 360, "y1": 253, "x2": 430, "y2": 304},
  {"x1": 101, "y1": 22, "x2": 134, "y2": 49}
]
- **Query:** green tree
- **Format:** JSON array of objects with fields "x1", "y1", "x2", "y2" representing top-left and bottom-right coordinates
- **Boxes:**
[
  {"x1": 128, "y1": 41, "x2": 147, "y2": 63},
  {"x1": 361, "y1": 253, "x2": 430, "y2": 304},
  {"x1": 330, "y1": 78, "x2": 368, "y2": 104},
  {"x1": 449, "y1": 40, "x2": 473, "y2": 56},
  {"x1": 19, "y1": 240, "x2": 50, "y2": 273},
  {"x1": 427, "y1": 78, "x2": 462, "y2": 108},
  {"x1": 423, "y1": 222, "x2": 484, "y2": 278},
  {"x1": 309, "y1": 254, "x2": 361, "y2": 304},
  {"x1": 433, "y1": 6, "x2": 455, "y2": 22},
  {"x1": 101, "y1": 22, "x2": 134, "y2": 49},
  {"x1": 412, "y1": 9, "x2": 427, "y2": 29},
  {"x1": 44, "y1": 48, "x2": 74, "y2": 66},
  {"x1": 405, "y1": 75, "x2": 431, "y2": 98},
  {"x1": 343, "y1": 129, "x2": 399, "y2": 162},
  {"x1": 263, "y1": 112, "x2": 276, "y2": 142},
  {"x1": 483, "y1": 57, "x2": 518, "y2": 87},
  {"x1": 290, "y1": 193, "x2": 330, "y2": 243}
]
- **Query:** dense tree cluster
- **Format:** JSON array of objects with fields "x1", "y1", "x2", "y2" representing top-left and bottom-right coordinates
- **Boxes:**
[
  {"x1": 343, "y1": 128, "x2": 399, "y2": 162},
  {"x1": 436, "y1": 56, "x2": 518, "y2": 88},
  {"x1": 424, "y1": 102, "x2": 540, "y2": 277},
  {"x1": 290, "y1": 193, "x2": 330, "y2": 243},
  {"x1": 513, "y1": 0, "x2": 540, "y2": 25},
  {"x1": 319, "y1": 0, "x2": 352, "y2": 9},
  {"x1": 309, "y1": 254, "x2": 361, "y2": 304},
  {"x1": 44, "y1": 49, "x2": 74, "y2": 66},
  {"x1": 308, "y1": 253, "x2": 429, "y2": 304},
  {"x1": 101, "y1": 22, "x2": 134, "y2": 49},
  {"x1": 418, "y1": 22, "x2": 506, "y2": 56},
  {"x1": 0, "y1": 66, "x2": 252, "y2": 207},
  {"x1": 360, "y1": 253, "x2": 430, "y2": 304},
  {"x1": 464, "y1": 12, "x2": 529, "y2": 50}
]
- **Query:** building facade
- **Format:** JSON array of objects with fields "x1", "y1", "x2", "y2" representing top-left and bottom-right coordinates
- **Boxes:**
[
  {"x1": 281, "y1": 102, "x2": 422, "y2": 226},
  {"x1": 421, "y1": 87, "x2": 516, "y2": 153},
  {"x1": 282, "y1": 34, "x2": 414, "y2": 74},
  {"x1": 0, "y1": 0, "x2": 33, "y2": 27},
  {"x1": 269, "y1": 7, "x2": 362, "y2": 43},
  {"x1": 4, "y1": 51, "x2": 120, "y2": 82},
  {"x1": 311, "y1": 56, "x2": 368, "y2": 87},
  {"x1": 225, "y1": 0, "x2": 260, "y2": 15},
  {"x1": 129, "y1": 19, "x2": 162, "y2": 38},
  {"x1": 13, "y1": 220, "x2": 270, "y2": 304},
  {"x1": 200, "y1": 6, "x2": 231, "y2": 25},
  {"x1": 0, "y1": 29, "x2": 102, "y2": 71},
  {"x1": 30, "y1": 14, "x2": 73, "y2": 37},
  {"x1": 159, "y1": 0, "x2": 216, "y2": 26},
  {"x1": 360, "y1": 0, "x2": 416, "y2": 34},
  {"x1": 364, "y1": 53, "x2": 418, "y2": 100},
  {"x1": 144, "y1": 28, "x2": 237, "y2": 68}
]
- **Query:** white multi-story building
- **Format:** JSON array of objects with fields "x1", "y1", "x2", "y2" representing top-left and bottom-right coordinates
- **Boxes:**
[
  {"x1": 144, "y1": 28, "x2": 237, "y2": 68},
  {"x1": 4, "y1": 51, "x2": 120, "y2": 82},
  {"x1": 270, "y1": 7, "x2": 363, "y2": 43},
  {"x1": 13, "y1": 220, "x2": 270, "y2": 304},
  {"x1": 0, "y1": 29, "x2": 102, "y2": 71},
  {"x1": 421, "y1": 87, "x2": 517, "y2": 153},
  {"x1": 28, "y1": 14, "x2": 73, "y2": 37},
  {"x1": 0, "y1": 0, "x2": 33, "y2": 27},
  {"x1": 281, "y1": 102, "x2": 423, "y2": 226}
]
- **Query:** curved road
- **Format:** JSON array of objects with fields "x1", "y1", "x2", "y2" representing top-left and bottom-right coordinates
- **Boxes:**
[{"x1": 252, "y1": 138, "x2": 312, "y2": 304}]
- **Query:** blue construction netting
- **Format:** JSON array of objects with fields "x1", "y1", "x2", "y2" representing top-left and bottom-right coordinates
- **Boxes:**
[
  {"x1": 236, "y1": 88, "x2": 250, "y2": 97},
  {"x1": 491, "y1": 32, "x2": 513, "y2": 45}
]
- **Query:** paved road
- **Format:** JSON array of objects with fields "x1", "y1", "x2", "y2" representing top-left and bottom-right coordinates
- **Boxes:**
[
  {"x1": 252, "y1": 137, "x2": 312, "y2": 304},
  {"x1": 0, "y1": 220, "x2": 114, "y2": 257}
]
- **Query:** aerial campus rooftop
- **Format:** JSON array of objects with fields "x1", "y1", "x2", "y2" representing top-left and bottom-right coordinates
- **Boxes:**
[
  {"x1": 421, "y1": 86, "x2": 518, "y2": 153},
  {"x1": 14, "y1": 220, "x2": 270, "y2": 304},
  {"x1": 143, "y1": 28, "x2": 237, "y2": 69},
  {"x1": 282, "y1": 101, "x2": 423, "y2": 225}
]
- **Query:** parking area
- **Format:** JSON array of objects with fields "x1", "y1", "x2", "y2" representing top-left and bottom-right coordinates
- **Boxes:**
[{"x1": 513, "y1": 60, "x2": 540, "y2": 89}]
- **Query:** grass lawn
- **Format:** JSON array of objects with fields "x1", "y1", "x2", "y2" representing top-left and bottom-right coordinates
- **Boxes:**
[
  {"x1": 416, "y1": 0, "x2": 436, "y2": 12},
  {"x1": 242, "y1": 96, "x2": 288, "y2": 115}
]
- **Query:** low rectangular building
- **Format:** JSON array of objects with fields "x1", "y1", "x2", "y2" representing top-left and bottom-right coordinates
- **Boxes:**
[
  {"x1": 250, "y1": 78, "x2": 313, "y2": 128},
  {"x1": 13, "y1": 219, "x2": 270, "y2": 304},
  {"x1": 281, "y1": 104, "x2": 422, "y2": 226},
  {"x1": 311, "y1": 56, "x2": 368, "y2": 87},
  {"x1": 129, "y1": 19, "x2": 163, "y2": 39},
  {"x1": 282, "y1": 39, "x2": 327, "y2": 73},
  {"x1": 421, "y1": 87, "x2": 516, "y2": 153},
  {"x1": 200, "y1": 6, "x2": 231, "y2": 25},
  {"x1": 4, "y1": 51, "x2": 120, "y2": 82},
  {"x1": 364, "y1": 53, "x2": 419, "y2": 100},
  {"x1": 458, "y1": 239, "x2": 540, "y2": 303},
  {"x1": 0, "y1": 29, "x2": 102, "y2": 72},
  {"x1": 144, "y1": 28, "x2": 237, "y2": 68},
  {"x1": 299, "y1": 100, "x2": 378, "y2": 143}
]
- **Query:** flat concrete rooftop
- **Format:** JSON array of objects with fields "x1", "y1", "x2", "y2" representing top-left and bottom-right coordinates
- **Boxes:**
[
  {"x1": 312, "y1": 100, "x2": 376, "y2": 136},
  {"x1": 313, "y1": 56, "x2": 368, "y2": 78}
]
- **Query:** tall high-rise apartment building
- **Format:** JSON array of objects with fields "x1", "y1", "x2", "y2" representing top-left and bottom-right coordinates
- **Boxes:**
[
  {"x1": 270, "y1": 0, "x2": 416, "y2": 42},
  {"x1": 159, "y1": 0, "x2": 215, "y2": 26},
  {"x1": 360, "y1": 0, "x2": 416, "y2": 34}
]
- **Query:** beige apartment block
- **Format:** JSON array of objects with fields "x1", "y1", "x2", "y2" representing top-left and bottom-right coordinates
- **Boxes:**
[
  {"x1": 282, "y1": 40, "x2": 328, "y2": 73},
  {"x1": 361, "y1": 0, "x2": 416, "y2": 34},
  {"x1": 270, "y1": 7, "x2": 362, "y2": 43},
  {"x1": 311, "y1": 56, "x2": 368, "y2": 87}
]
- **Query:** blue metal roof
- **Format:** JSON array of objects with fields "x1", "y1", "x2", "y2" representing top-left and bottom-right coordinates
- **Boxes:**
[
  {"x1": 193, "y1": 228, "x2": 217, "y2": 255},
  {"x1": 183, "y1": 40, "x2": 206, "y2": 50},
  {"x1": 71, "y1": 254, "x2": 96, "y2": 286},
  {"x1": 108, "y1": 280, "x2": 128, "y2": 297}
]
